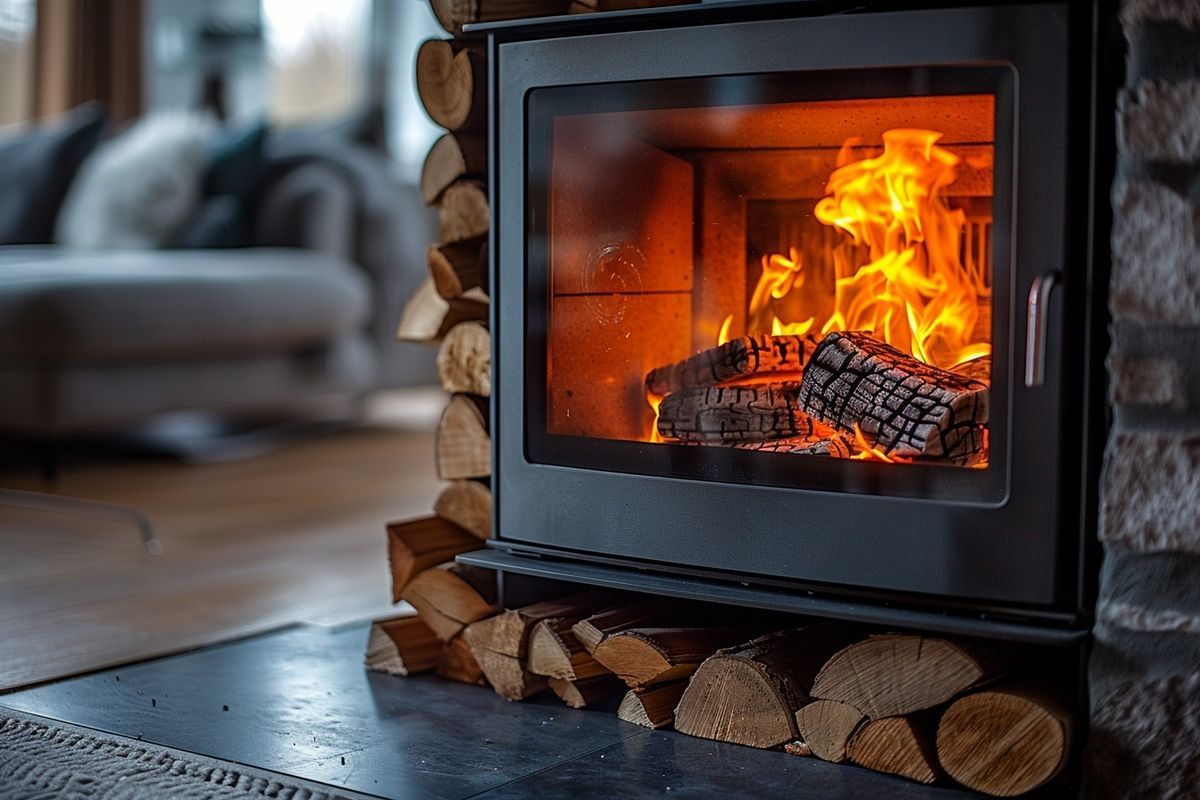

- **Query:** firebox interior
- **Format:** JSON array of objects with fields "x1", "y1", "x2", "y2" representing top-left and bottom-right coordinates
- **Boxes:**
[{"x1": 530, "y1": 70, "x2": 1008, "y2": 494}]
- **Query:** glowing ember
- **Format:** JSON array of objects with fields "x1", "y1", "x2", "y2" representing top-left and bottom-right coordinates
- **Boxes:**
[{"x1": 850, "y1": 423, "x2": 913, "y2": 464}]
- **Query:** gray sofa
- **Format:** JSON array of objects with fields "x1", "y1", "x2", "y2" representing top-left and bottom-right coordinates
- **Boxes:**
[{"x1": 0, "y1": 140, "x2": 437, "y2": 437}]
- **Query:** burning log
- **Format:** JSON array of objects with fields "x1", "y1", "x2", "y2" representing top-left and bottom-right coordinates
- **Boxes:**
[
  {"x1": 657, "y1": 382, "x2": 834, "y2": 444},
  {"x1": 433, "y1": 479, "x2": 491, "y2": 540},
  {"x1": 591, "y1": 627, "x2": 749, "y2": 688},
  {"x1": 794, "y1": 699, "x2": 867, "y2": 763},
  {"x1": 952, "y1": 355, "x2": 991, "y2": 383},
  {"x1": 364, "y1": 615, "x2": 443, "y2": 676},
  {"x1": 436, "y1": 321, "x2": 491, "y2": 397},
  {"x1": 935, "y1": 680, "x2": 1071, "y2": 797},
  {"x1": 726, "y1": 434, "x2": 851, "y2": 457},
  {"x1": 846, "y1": 713, "x2": 942, "y2": 784},
  {"x1": 386, "y1": 516, "x2": 481, "y2": 601},
  {"x1": 527, "y1": 616, "x2": 610, "y2": 680},
  {"x1": 427, "y1": 236, "x2": 487, "y2": 300},
  {"x1": 436, "y1": 394, "x2": 491, "y2": 480},
  {"x1": 420, "y1": 132, "x2": 486, "y2": 206},
  {"x1": 810, "y1": 634, "x2": 1001, "y2": 719},
  {"x1": 796, "y1": 332, "x2": 989, "y2": 459},
  {"x1": 400, "y1": 563, "x2": 497, "y2": 641},
  {"x1": 645, "y1": 334, "x2": 817, "y2": 396},
  {"x1": 672, "y1": 626, "x2": 856, "y2": 749},
  {"x1": 415, "y1": 39, "x2": 485, "y2": 134},
  {"x1": 617, "y1": 680, "x2": 689, "y2": 729},
  {"x1": 548, "y1": 675, "x2": 626, "y2": 709}
]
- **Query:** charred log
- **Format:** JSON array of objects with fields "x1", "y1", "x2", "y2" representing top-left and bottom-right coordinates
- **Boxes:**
[
  {"x1": 645, "y1": 334, "x2": 817, "y2": 396},
  {"x1": 657, "y1": 382, "x2": 835, "y2": 444}
]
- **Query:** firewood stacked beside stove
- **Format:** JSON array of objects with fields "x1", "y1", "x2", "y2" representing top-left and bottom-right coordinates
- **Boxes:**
[{"x1": 647, "y1": 331, "x2": 990, "y2": 465}]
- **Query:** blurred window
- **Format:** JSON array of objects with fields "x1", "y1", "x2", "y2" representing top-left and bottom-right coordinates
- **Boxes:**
[
  {"x1": 0, "y1": 0, "x2": 35, "y2": 125},
  {"x1": 262, "y1": 0, "x2": 366, "y2": 124}
]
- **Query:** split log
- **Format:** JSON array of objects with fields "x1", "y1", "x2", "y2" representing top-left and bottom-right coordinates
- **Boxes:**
[
  {"x1": 569, "y1": 0, "x2": 697, "y2": 11},
  {"x1": 463, "y1": 591, "x2": 613, "y2": 661},
  {"x1": 420, "y1": 132, "x2": 485, "y2": 206},
  {"x1": 474, "y1": 649, "x2": 547, "y2": 701},
  {"x1": 673, "y1": 626, "x2": 856, "y2": 749},
  {"x1": 796, "y1": 332, "x2": 990, "y2": 459},
  {"x1": 430, "y1": 0, "x2": 573, "y2": 35},
  {"x1": 364, "y1": 615, "x2": 442, "y2": 676},
  {"x1": 437, "y1": 394, "x2": 491, "y2": 480},
  {"x1": 400, "y1": 563, "x2": 497, "y2": 641},
  {"x1": 726, "y1": 433, "x2": 851, "y2": 457},
  {"x1": 396, "y1": 278, "x2": 488, "y2": 344},
  {"x1": 810, "y1": 634, "x2": 1001, "y2": 720},
  {"x1": 415, "y1": 39, "x2": 485, "y2": 133},
  {"x1": 570, "y1": 602, "x2": 669, "y2": 653},
  {"x1": 616, "y1": 680, "x2": 688, "y2": 729},
  {"x1": 846, "y1": 713, "x2": 941, "y2": 785},
  {"x1": 591, "y1": 627, "x2": 748, "y2": 687},
  {"x1": 433, "y1": 479, "x2": 491, "y2": 540},
  {"x1": 386, "y1": 516, "x2": 481, "y2": 601},
  {"x1": 527, "y1": 616, "x2": 609, "y2": 680},
  {"x1": 645, "y1": 334, "x2": 817, "y2": 396},
  {"x1": 428, "y1": 236, "x2": 487, "y2": 300},
  {"x1": 548, "y1": 675, "x2": 625, "y2": 709},
  {"x1": 794, "y1": 699, "x2": 867, "y2": 763},
  {"x1": 437, "y1": 321, "x2": 491, "y2": 397},
  {"x1": 657, "y1": 382, "x2": 835, "y2": 444},
  {"x1": 438, "y1": 180, "x2": 489, "y2": 244},
  {"x1": 437, "y1": 634, "x2": 487, "y2": 685},
  {"x1": 935, "y1": 681, "x2": 1072, "y2": 797}
]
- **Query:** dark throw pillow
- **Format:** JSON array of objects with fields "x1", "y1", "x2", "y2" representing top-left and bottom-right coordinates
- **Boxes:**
[
  {"x1": 170, "y1": 121, "x2": 268, "y2": 249},
  {"x1": 0, "y1": 105, "x2": 108, "y2": 245}
]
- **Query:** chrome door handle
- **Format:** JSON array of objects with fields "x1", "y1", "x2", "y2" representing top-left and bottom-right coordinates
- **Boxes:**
[{"x1": 1025, "y1": 271, "x2": 1062, "y2": 387}]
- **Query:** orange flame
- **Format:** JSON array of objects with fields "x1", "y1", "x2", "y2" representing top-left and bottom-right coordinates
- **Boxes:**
[
  {"x1": 849, "y1": 424, "x2": 912, "y2": 464},
  {"x1": 745, "y1": 128, "x2": 990, "y2": 372}
]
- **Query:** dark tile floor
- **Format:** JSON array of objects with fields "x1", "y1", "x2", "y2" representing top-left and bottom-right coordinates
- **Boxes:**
[{"x1": 0, "y1": 624, "x2": 982, "y2": 799}]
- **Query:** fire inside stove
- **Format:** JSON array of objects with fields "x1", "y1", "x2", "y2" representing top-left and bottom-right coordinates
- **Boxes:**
[{"x1": 544, "y1": 94, "x2": 994, "y2": 469}]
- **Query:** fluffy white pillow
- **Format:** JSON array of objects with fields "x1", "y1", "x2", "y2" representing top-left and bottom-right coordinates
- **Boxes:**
[{"x1": 56, "y1": 112, "x2": 217, "y2": 248}]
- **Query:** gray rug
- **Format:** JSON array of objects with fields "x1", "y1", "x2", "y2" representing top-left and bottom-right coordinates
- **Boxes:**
[{"x1": 0, "y1": 709, "x2": 366, "y2": 800}]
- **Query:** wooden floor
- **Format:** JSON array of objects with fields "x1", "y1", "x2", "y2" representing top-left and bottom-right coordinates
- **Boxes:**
[{"x1": 0, "y1": 389, "x2": 445, "y2": 690}]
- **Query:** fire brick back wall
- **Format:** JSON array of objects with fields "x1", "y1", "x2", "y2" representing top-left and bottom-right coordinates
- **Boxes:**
[{"x1": 1086, "y1": 1, "x2": 1200, "y2": 797}]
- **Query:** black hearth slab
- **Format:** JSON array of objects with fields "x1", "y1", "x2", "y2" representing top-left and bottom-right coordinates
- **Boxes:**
[{"x1": 0, "y1": 623, "x2": 989, "y2": 799}]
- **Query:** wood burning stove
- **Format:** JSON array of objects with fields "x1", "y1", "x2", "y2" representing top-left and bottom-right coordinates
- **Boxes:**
[{"x1": 477, "y1": 1, "x2": 1106, "y2": 640}]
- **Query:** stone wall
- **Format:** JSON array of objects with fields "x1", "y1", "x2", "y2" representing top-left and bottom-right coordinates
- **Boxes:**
[{"x1": 1085, "y1": 1, "x2": 1200, "y2": 797}]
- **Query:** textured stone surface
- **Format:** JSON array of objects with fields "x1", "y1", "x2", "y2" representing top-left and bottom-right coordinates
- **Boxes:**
[
  {"x1": 1099, "y1": 600, "x2": 1200, "y2": 632},
  {"x1": 1122, "y1": 0, "x2": 1200, "y2": 31},
  {"x1": 1085, "y1": 672, "x2": 1200, "y2": 799},
  {"x1": 1119, "y1": 80, "x2": 1200, "y2": 161},
  {"x1": 1100, "y1": 433, "x2": 1200, "y2": 552},
  {"x1": 1111, "y1": 180, "x2": 1200, "y2": 325},
  {"x1": 1108, "y1": 353, "x2": 1187, "y2": 408},
  {"x1": 1101, "y1": 547, "x2": 1200, "y2": 616}
]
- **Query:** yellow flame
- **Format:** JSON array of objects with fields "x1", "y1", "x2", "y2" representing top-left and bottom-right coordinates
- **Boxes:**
[
  {"x1": 718, "y1": 315, "x2": 734, "y2": 346},
  {"x1": 849, "y1": 423, "x2": 912, "y2": 464},
  {"x1": 744, "y1": 128, "x2": 990, "y2": 372}
]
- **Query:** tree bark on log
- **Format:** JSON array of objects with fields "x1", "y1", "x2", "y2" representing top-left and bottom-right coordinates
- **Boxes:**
[
  {"x1": 810, "y1": 634, "x2": 1001, "y2": 720},
  {"x1": 645, "y1": 334, "x2": 817, "y2": 396},
  {"x1": 673, "y1": 626, "x2": 857, "y2": 749},
  {"x1": 430, "y1": 0, "x2": 574, "y2": 35},
  {"x1": 396, "y1": 278, "x2": 488, "y2": 344},
  {"x1": 935, "y1": 680, "x2": 1071, "y2": 797},
  {"x1": 364, "y1": 615, "x2": 443, "y2": 677},
  {"x1": 416, "y1": 39, "x2": 485, "y2": 133},
  {"x1": 437, "y1": 394, "x2": 491, "y2": 480},
  {"x1": 617, "y1": 680, "x2": 689, "y2": 729},
  {"x1": 438, "y1": 180, "x2": 489, "y2": 244},
  {"x1": 386, "y1": 516, "x2": 481, "y2": 601},
  {"x1": 473, "y1": 649, "x2": 547, "y2": 701},
  {"x1": 437, "y1": 321, "x2": 491, "y2": 397},
  {"x1": 421, "y1": 132, "x2": 485, "y2": 206},
  {"x1": 527, "y1": 616, "x2": 609, "y2": 680},
  {"x1": 657, "y1": 382, "x2": 834, "y2": 444},
  {"x1": 794, "y1": 699, "x2": 867, "y2": 763},
  {"x1": 548, "y1": 675, "x2": 625, "y2": 709},
  {"x1": 433, "y1": 479, "x2": 491, "y2": 540},
  {"x1": 591, "y1": 627, "x2": 748, "y2": 688},
  {"x1": 846, "y1": 713, "x2": 942, "y2": 785},
  {"x1": 437, "y1": 634, "x2": 487, "y2": 685},
  {"x1": 796, "y1": 332, "x2": 989, "y2": 459},
  {"x1": 400, "y1": 563, "x2": 497, "y2": 641},
  {"x1": 428, "y1": 236, "x2": 487, "y2": 300}
]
